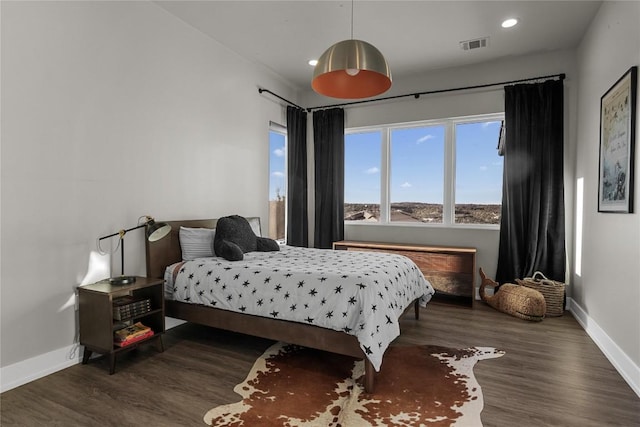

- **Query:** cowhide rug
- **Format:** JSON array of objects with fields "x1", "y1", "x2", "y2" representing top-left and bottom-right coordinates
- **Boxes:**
[{"x1": 204, "y1": 342, "x2": 504, "y2": 427}]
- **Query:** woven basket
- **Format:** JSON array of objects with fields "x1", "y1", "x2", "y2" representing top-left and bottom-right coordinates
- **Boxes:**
[
  {"x1": 490, "y1": 283, "x2": 546, "y2": 321},
  {"x1": 516, "y1": 271, "x2": 565, "y2": 316}
]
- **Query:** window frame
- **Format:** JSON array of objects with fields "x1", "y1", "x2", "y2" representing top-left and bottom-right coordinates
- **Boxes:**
[
  {"x1": 268, "y1": 121, "x2": 288, "y2": 242},
  {"x1": 345, "y1": 112, "x2": 504, "y2": 229}
]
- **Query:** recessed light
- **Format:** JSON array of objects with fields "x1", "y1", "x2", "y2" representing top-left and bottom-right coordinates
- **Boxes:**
[
  {"x1": 308, "y1": 59, "x2": 318, "y2": 66},
  {"x1": 501, "y1": 18, "x2": 518, "y2": 28}
]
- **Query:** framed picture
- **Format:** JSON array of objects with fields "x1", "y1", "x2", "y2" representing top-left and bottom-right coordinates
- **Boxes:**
[{"x1": 598, "y1": 66, "x2": 637, "y2": 213}]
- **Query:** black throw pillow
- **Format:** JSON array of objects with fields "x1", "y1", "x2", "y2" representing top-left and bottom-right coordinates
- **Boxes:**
[{"x1": 214, "y1": 215, "x2": 279, "y2": 261}]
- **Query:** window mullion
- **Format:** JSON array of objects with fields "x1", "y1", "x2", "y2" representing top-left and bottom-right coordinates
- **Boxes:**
[
  {"x1": 381, "y1": 127, "x2": 390, "y2": 223},
  {"x1": 443, "y1": 122, "x2": 455, "y2": 225}
]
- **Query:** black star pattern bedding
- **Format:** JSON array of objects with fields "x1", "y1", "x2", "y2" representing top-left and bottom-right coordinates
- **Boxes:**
[{"x1": 164, "y1": 245, "x2": 434, "y2": 371}]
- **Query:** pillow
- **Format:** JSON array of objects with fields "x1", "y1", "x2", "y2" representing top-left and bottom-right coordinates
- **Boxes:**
[
  {"x1": 247, "y1": 217, "x2": 262, "y2": 237},
  {"x1": 179, "y1": 226, "x2": 215, "y2": 261},
  {"x1": 214, "y1": 215, "x2": 279, "y2": 261}
]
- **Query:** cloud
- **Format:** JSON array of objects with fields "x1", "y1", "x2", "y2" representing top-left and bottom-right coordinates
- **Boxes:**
[
  {"x1": 273, "y1": 148, "x2": 285, "y2": 157},
  {"x1": 417, "y1": 134, "x2": 434, "y2": 144},
  {"x1": 272, "y1": 171, "x2": 284, "y2": 178},
  {"x1": 479, "y1": 166, "x2": 488, "y2": 171},
  {"x1": 365, "y1": 167, "x2": 380, "y2": 174},
  {"x1": 401, "y1": 182, "x2": 412, "y2": 188},
  {"x1": 482, "y1": 121, "x2": 500, "y2": 129}
]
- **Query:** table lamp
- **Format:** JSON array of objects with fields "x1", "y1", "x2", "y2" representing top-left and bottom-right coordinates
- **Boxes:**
[{"x1": 98, "y1": 215, "x2": 171, "y2": 285}]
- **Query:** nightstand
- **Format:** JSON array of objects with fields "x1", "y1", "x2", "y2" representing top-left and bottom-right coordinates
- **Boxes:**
[{"x1": 78, "y1": 276, "x2": 165, "y2": 374}]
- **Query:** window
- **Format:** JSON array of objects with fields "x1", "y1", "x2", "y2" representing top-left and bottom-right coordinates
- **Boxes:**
[
  {"x1": 268, "y1": 123, "x2": 286, "y2": 241},
  {"x1": 344, "y1": 113, "x2": 503, "y2": 226},
  {"x1": 344, "y1": 131, "x2": 382, "y2": 221},
  {"x1": 454, "y1": 120, "x2": 503, "y2": 224},
  {"x1": 390, "y1": 125, "x2": 445, "y2": 223}
]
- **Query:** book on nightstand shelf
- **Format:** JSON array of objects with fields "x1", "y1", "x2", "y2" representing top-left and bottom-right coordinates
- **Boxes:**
[
  {"x1": 114, "y1": 322, "x2": 154, "y2": 347},
  {"x1": 112, "y1": 296, "x2": 151, "y2": 320}
]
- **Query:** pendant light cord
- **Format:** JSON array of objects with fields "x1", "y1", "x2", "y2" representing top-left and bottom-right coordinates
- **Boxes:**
[{"x1": 351, "y1": 0, "x2": 354, "y2": 40}]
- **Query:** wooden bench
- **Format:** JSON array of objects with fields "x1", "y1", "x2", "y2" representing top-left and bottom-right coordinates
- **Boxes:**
[{"x1": 333, "y1": 240, "x2": 476, "y2": 307}]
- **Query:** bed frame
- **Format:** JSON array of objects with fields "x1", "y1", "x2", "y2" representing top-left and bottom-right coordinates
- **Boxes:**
[{"x1": 145, "y1": 218, "x2": 419, "y2": 393}]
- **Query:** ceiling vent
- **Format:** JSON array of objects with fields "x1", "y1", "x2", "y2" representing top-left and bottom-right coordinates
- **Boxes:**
[{"x1": 460, "y1": 37, "x2": 489, "y2": 51}]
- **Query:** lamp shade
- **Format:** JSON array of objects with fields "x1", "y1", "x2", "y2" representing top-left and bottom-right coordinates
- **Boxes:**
[
  {"x1": 312, "y1": 39, "x2": 392, "y2": 99},
  {"x1": 146, "y1": 219, "x2": 171, "y2": 242}
]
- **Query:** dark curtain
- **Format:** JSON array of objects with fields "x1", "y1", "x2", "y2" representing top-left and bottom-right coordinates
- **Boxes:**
[
  {"x1": 286, "y1": 106, "x2": 308, "y2": 247},
  {"x1": 313, "y1": 108, "x2": 345, "y2": 249},
  {"x1": 496, "y1": 80, "x2": 566, "y2": 284}
]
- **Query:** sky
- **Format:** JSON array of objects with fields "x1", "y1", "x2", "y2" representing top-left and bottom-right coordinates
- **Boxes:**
[
  {"x1": 269, "y1": 131, "x2": 286, "y2": 200},
  {"x1": 269, "y1": 120, "x2": 503, "y2": 204},
  {"x1": 454, "y1": 121, "x2": 504, "y2": 204},
  {"x1": 345, "y1": 120, "x2": 503, "y2": 204}
]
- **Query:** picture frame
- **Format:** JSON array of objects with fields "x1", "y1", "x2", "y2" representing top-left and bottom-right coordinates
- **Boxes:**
[{"x1": 598, "y1": 66, "x2": 637, "y2": 213}]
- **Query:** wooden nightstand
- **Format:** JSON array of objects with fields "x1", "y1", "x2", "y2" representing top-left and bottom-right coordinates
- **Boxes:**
[{"x1": 78, "y1": 276, "x2": 165, "y2": 374}]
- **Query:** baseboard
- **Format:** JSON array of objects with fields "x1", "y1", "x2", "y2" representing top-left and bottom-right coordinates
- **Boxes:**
[
  {"x1": 1, "y1": 318, "x2": 187, "y2": 393},
  {"x1": 568, "y1": 297, "x2": 640, "y2": 398},
  {"x1": 1, "y1": 344, "x2": 82, "y2": 393}
]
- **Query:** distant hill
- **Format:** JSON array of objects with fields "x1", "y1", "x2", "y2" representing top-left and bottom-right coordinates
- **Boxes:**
[{"x1": 344, "y1": 202, "x2": 500, "y2": 225}]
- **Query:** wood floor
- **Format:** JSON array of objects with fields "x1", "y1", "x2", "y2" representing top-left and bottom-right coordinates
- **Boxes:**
[{"x1": 1, "y1": 302, "x2": 638, "y2": 426}]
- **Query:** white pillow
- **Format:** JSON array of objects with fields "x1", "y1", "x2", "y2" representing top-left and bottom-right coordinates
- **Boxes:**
[
  {"x1": 247, "y1": 217, "x2": 262, "y2": 237},
  {"x1": 179, "y1": 226, "x2": 215, "y2": 261}
]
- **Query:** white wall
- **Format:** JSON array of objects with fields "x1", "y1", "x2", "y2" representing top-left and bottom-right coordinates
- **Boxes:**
[
  {"x1": 301, "y1": 50, "x2": 578, "y2": 290},
  {"x1": 573, "y1": 1, "x2": 640, "y2": 373},
  {"x1": 0, "y1": 0, "x2": 294, "y2": 386}
]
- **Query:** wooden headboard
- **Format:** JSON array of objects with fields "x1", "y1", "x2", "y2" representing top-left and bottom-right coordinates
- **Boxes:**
[{"x1": 144, "y1": 217, "x2": 261, "y2": 280}]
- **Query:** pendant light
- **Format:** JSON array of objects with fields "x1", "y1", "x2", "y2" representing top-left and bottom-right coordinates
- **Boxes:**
[{"x1": 312, "y1": 0, "x2": 392, "y2": 99}]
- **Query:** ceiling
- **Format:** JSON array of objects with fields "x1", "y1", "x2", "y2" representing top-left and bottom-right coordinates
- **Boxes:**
[{"x1": 155, "y1": 1, "x2": 602, "y2": 92}]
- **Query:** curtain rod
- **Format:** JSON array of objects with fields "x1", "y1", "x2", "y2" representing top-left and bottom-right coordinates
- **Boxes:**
[
  {"x1": 258, "y1": 73, "x2": 566, "y2": 112},
  {"x1": 258, "y1": 88, "x2": 305, "y2": 110}
]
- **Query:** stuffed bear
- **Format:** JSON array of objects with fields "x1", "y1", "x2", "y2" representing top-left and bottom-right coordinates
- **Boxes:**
[{"x1": 214, "y1": 215, "x2": 280, "y2": 261}]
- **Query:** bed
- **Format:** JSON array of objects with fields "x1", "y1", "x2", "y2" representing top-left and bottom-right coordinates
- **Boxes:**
[{"x1": 145, "y1": 218, "x2": 434, "y2": 392}]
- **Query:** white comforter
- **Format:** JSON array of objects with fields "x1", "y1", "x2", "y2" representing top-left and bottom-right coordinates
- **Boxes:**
[{"x1": 165, "y1": 245, "x2": 434, "y2": 371}]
